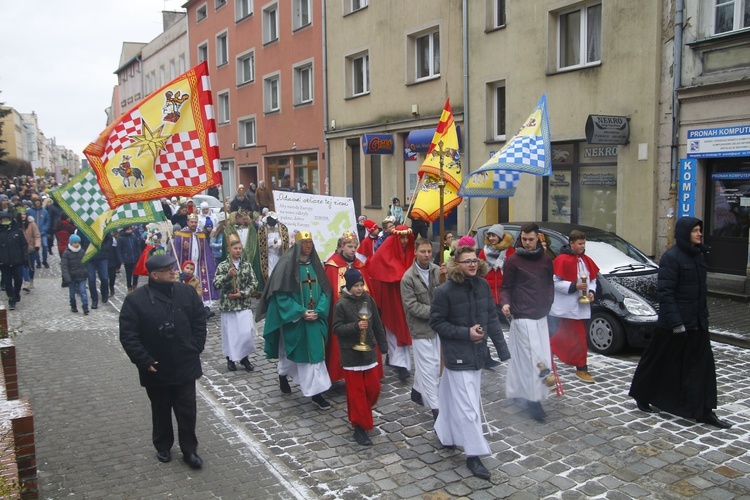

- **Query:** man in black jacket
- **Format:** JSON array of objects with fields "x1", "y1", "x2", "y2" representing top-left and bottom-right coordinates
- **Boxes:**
[
  {"x1": 0, "y1": 211, "x2": 27, "y2": 310},
  {"x1": 430, "y1": 244, "x2": 504, "y2": 480},
  {"x1": 119, "y1": 254, "x2": 208, "y2": 468}
]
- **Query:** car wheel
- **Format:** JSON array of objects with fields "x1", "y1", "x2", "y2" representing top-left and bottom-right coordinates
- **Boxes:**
[{"x1": 587, "y1": 311, "x2": 626, "y2": 355}]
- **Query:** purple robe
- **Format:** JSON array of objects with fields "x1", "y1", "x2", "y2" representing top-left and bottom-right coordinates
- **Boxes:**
[{"x1": 171, "y1": 229, "x2": 220, "y2": 303}]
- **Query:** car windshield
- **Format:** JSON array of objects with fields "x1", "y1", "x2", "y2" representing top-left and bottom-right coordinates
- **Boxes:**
[{"x1": 584, "y1": 236, "x2": 657, "y2": 274}]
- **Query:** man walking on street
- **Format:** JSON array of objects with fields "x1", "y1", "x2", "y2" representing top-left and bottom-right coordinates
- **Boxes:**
[
  {"x1": 501, "y1": 223, "x2": 555, "y2": 423},
  {"x1": 119, "y1": 254, "x2": 208, "y2": 469},
  {"x1": 0, "y1": 211, "x2": 27, "y2": 310}
]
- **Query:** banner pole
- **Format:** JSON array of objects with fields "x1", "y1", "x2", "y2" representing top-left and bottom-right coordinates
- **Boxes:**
[{"x1": 468, "y1": 198, "x2": 490, "y2": 234}]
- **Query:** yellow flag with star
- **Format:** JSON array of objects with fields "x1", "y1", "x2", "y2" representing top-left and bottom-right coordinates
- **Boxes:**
[{"x1": 84, "y1": 62, "x2": 222, "y2": 209}]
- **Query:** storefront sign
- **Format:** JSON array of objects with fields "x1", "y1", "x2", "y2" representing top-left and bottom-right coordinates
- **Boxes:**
[
  {"x1": 583, "y1": 146, "x2": 618, "y2": 158},
  {"x1": 361, "y1": 134, "x2": 394, "y2": 155},
  {"x1": 687, "y1": 125, "x2": 750, "y2": 158},
  {"x1": 406, "y1": 126, "x2": 462, "y2": 153},
  {"x1": 678, "y1": 159, "x2": 697, "y2": 218},
  {"x1": 585, "y1": 115, "x2": 630, "y2": 145}
]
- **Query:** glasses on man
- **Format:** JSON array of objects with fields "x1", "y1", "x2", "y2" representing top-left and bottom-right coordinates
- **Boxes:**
[
  {"x1": 155, "y1": 267, "x2": 176, "y2": 273},
  {"x1": 457, "y1": 259, "x2": 480, "y2": 265}
]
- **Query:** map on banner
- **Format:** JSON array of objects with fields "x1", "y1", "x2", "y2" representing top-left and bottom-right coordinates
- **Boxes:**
[{"x1": 272, "y1": 191, "x2": 357, "y2": 260}]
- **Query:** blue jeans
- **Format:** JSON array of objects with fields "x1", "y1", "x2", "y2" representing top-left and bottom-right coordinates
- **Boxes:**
[
  {"x1": 41, "y1": 234, "x2": 48, "y2": 264},
  {"x1": 68, "y1": 280, "x2": 88, "y2": 308},
  {"x1": 87, "y1": 259, "x2": 109, "y2": 303},
  {"x1": 27, "y1": 251, "x2": 38, "y2": 280}
]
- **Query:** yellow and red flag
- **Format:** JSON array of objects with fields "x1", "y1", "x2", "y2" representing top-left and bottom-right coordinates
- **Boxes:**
[
  {"x1": 410, "y1": 99, "x2": 463, "y2": 222},
  {"x1": 85, "y1": 61, "x2": 221, "y2": 209}
]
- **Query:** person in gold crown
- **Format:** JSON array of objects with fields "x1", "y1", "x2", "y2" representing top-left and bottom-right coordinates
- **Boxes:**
[
  {"x1": 257, "y1": 230, "x2": 334, "y2": 409},
  {"x1": 225, "y1": 209, "x2": 264, "y2": 291},
  {"x1": 324, "y1": 230, "x2": 381, "y2": 383}
]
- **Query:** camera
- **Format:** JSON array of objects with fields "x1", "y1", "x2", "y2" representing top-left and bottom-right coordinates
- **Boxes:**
[{"x1": 158, "y1": 322, "x2": 176, "y2": 338}]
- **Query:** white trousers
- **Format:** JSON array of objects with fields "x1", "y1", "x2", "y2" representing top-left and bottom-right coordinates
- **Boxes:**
[
  {"x1": 221, "y1": 309, "x2": 255, "y2": 361},
  {"x1": 506, "y1": 317, "x2": 551, "y2": 403},
  {"x1": 385, "y1": 328, "x2": 412, "y2": 370}
]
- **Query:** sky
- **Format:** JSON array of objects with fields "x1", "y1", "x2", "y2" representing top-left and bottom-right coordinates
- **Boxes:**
[{"x1": 0, "y1": 0, "x2": 186, "y2": 160}]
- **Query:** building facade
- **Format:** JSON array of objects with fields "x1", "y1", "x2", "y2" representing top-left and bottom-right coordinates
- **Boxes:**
[
  {"x1": 672, "y1": 0, "x2": 750, "y2": 285},
  {"x1": 183, "y1": 0, "x2": 326, "y2": 200}
]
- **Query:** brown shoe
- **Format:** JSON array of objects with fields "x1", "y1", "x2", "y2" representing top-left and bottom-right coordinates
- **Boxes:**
[{"x1": 575, "y1": 370, "x2": 595, "y2": 383}]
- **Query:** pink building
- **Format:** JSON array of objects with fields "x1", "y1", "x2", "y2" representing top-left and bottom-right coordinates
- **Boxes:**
[{"x1": 183, "y1": 0, "x2": 326, "y2": 198}]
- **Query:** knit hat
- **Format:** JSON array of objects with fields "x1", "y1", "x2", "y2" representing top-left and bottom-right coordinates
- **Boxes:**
[
  {"x1": 344, "y1": 267, "x2": 364, "y2": 291},
  {"x1": 69, "y1": 234, "x2": 81, "y2": 244},
  {"x1": 457, "y1": 235, "x2": 476, "y2": 247},
  {"x1": 487, "y1": 224, "x2": 505, "y2": 238},
  {"x1": 204, "y1": 218, "x2": 213, "y2": 228}
]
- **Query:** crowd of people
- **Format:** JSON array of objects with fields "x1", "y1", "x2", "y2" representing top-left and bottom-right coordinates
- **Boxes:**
[{"x1": 2, "y1": 178, "x2": 731, "y2": 478}]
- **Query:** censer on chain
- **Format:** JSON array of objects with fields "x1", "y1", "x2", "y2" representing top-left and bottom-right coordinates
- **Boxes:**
[{"x1": 353, "y1": 300, "x2": 372, "y2": 352}]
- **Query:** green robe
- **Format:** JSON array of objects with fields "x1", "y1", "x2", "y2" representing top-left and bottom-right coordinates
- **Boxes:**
[{"x1": 263, "y1": 262, "x2": 330, "y2": 364}]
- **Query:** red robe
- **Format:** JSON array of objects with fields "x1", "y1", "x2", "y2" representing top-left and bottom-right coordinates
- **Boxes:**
[
  {"x1": 324, "y1": 253, "x2": 384, "y2": 381},
  {"x1": 550, "y1": 251, "x2": 600, "y2": 367},
  {"x1": 357, "y1": 235, "x2": 377, "y2": 261},
  {"x1": 367, "y1": 233, "x2": 415, "y2": 347}
]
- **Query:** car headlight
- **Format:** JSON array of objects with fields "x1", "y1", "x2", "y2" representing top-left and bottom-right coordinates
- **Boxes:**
[{"x1": 623, "y1": 297, "x2": 656, "y2": 316}]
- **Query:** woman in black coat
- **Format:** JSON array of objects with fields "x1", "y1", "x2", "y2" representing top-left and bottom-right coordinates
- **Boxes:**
[{"x1": 629, "y1": 217, "x2": 732, "y2": 429}]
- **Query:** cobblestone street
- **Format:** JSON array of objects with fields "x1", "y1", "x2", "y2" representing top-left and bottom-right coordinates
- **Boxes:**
[{"x1": 8, "y1": 255, "x2": 750, "y2": 498}]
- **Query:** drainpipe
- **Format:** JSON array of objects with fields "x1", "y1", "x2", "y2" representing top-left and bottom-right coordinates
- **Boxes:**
[
  {"x1": 462, "y1": 0, "x2": 471, "y2": 232},
  {"x1": 322, "y1": 0, "x2": 331, "y2": 195},
  {"x1": 670, "y1": 0, "x2": 684, "y2": 222}
]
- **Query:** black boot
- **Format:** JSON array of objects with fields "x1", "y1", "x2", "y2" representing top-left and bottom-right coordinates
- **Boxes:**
[
  {"x1": 432, "y1": 408, "x2": 439, "y2": 422},
  {"x1": 311, "y1": 394, "x2": 331, "y2": 409},
  {"x1": 279, "y1": 375, "x2": 291, "y2": 394},
  {"x1": 353, "y1": 425, "x2": 372, "y2": 446},
  {"x1": 410, "y1": 388, "x2": 424, "y2": 406},
  {"x1": 397, "y1": 367, "x2": 410, "y2": 382},
  {"x1": 697, "y1": 412, "x2": 732, "y2": 429},
  {"x1": 528, "y1": 401, "x2": 546, "y2": 423},
  {"x1": 226, "y1": 357, "x2": 237, "y2": 371},
  {"x1": 239, "y1": 356, "x2": 254, "y2": 372},
  {"x1": 83, "y1": 306, "x2": 89, "y2": 315},
  {"x1": 466, "y1": 456, "x2": 490, "y2": 479}
]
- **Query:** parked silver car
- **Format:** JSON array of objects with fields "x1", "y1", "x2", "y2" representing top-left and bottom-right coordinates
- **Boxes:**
[{"x1": 475, "y1": 222, "x2": 659, "y2": 355}]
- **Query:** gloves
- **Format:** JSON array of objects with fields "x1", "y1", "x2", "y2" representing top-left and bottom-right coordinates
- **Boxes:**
[{"x1": 35, "y1": 246, "x2": 39, "y2": 252}]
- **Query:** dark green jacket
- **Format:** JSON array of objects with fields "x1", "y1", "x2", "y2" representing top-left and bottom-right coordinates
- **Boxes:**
[{"x1": 332, "y1": 291, "x2": 388, "y2": 368}]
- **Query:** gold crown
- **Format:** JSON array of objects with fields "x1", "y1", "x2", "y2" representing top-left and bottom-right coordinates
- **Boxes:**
[
  {"x1": 341, "y1": 230, "x2": 358, "y2": 243},
  {"x1": 294, "y1": 230, "x2": 313, "y2": 243},
  {"x1": 187, "y1": 213, "x2": 199, "y2": 220}
]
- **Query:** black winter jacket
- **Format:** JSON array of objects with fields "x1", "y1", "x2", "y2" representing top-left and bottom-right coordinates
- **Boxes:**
[
  {"x1": 430, "y1": 260, "x2": 504, "y2": 371},
  {"x1": 119, "y1": 280, "x2": 208, "y2": 387},
  {"x1": 0, "y1": 223, "x2": 27, "y2": 266},
  {"x1": 332, "y1": 291, "x2": 388, "y2": 368},
  {"x1": 61, "y1": 247, "x2": 88, "y2": 283},
  {"x1": 657, "y1": 216, "x2": 709, "y2": 331}
]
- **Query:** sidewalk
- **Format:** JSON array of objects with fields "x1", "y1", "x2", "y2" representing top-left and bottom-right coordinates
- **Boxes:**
[
  {"x1": 9, "y1": 256, "x2": 311, "y2": 498},
  {"x1": 7, "y1": 253, "x2": 750, "y2": 498}
]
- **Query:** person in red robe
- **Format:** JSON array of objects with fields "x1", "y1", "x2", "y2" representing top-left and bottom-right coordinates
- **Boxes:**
[
  {"x1": 367, "y1": 224, "x2": 415, "y2": 381},
  {"x1": 549, "y1": 230, "x2": 600, "y2": 383},
  {"x1": 324, "y1": 230, "x2": 377, "y2": 382}
]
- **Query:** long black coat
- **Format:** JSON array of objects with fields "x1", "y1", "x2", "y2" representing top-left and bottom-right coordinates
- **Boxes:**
[
  {"x1": 629, "y1": 216, "x2": 716, "y2": 419},
  {"x1": 119, "y1": 280, "x2": 207, "y2": 388}
]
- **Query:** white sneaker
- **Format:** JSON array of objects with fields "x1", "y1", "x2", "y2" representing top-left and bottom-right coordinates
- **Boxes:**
[{"x1": 22, "y1": 282, "x2": 30, "y2": 292}]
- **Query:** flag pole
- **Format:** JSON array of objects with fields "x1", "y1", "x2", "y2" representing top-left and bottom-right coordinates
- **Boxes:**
[{"x1": 468, "y1": 198, "x2": 490, "y2": 234}]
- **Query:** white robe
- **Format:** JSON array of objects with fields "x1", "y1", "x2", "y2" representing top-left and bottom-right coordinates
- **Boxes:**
[
  {"x1": 385, "y1": 328, "x2": 412, "y2": 371},
  {"x1": 278, "y1": 330, "x2": 332, "y2": 397},
  {"x1": 221, "y1": 309, "x2": 256, "y2": 361},
  {"x1": 266, "y1": 231, "x2": 282, "y2": 276},
  {"x1": 412, "y1": 337, "x2": 441, "y2": 409},
  {"x1": 506, "y1": 317, "x2": 551, "y2": 402},
  {"x1": 435, "y1": 369, "x2": 491, "y2": 456}
]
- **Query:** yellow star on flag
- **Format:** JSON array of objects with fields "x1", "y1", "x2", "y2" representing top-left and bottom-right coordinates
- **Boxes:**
[{"x1": 128, "y1": 120, "x2": 170, "y2": 159}]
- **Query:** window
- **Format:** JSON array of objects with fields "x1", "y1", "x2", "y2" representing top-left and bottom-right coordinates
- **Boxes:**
[
  {"x1": 714, "y1": 0, "x2": 750, "y2": 34},
  {"x1": 237, "y1": 50, "x2": 255, "y2": 85},
  {"x1": 488, "y1": 81, "x2": 506, "y2": 140},
  {"x1": 264, "y1": 74, "x2": 280, "y2": 112},
  {"x1": 346, "y1": 0, "x2": 368, "y2": 14},
  {"x1": 293, "y1": 0, "x2": 312, "y2": 30},
  {"x1": 236, "y1": 0, "x2": 252, "y2": 20},
  {"x1": 197, "y1": 3, "x2": 208, "y2": 21},
  {"x1": 557, "y1": 2, "x2": 601, "y2": 70},
  {"x1": 238, "y1": 117, "x2": 256, "y2": 147},
  {"x1": 144, "y1": 74, "x2": 151, "y2": 95},
  {"x1": 159, "y1": 65, "x2": 166, "y2": 86},
  {"x1": 263, "y1": 3, "x2": 279, "y2": 44},
  {"x1": 216, "y1": 32, "x2": 229, "y2": 66},
  {"x1": 217, "y1": 91, "x2": 230, "y2": 124},
  {"x1": 407, "y1": 27, "x2": 440, "y2": 83},
  {"x1": 347, "y1": 52, "x2": 369, "y2": 97},
  {"x1": 494, "y1": 0, "x2": 506, "y2": 28},
  {"x1": 178, "y1": 55, "x2": 186, "y2": 74},
  {"x1": 198, "y1": 43, "x2": 208, "y2": 64},
  {"x1": 169, "y1": 59, "x2": 176, "y2": 79},
  {"x1": 293, "y1": 62, "x2": 313, "y2": 105},
  {"x1": 216, "y1": 0, "x2": 226, "y2": 9}
]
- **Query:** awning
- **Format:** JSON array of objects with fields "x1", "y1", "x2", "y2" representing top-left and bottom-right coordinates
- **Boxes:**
[{"x1": 406, "y1": 126, "x2": 462, "y2": 153}]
